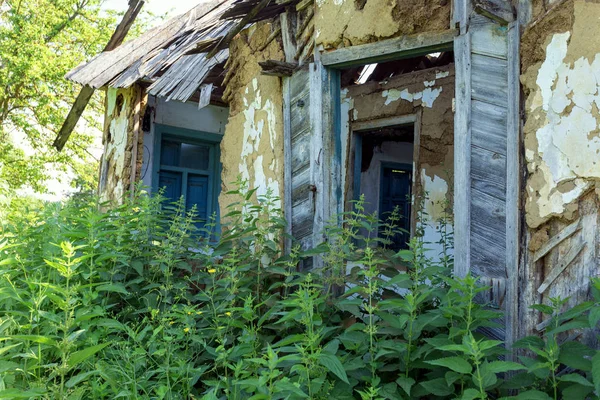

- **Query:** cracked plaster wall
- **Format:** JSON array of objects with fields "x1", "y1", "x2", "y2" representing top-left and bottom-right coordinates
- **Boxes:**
[
  {"x1": 219, "y1": 22, "x2": 285, "y2": 213},
  {"x1": 315, "y1": 0, "x2": 451, "y2": 50},
  {"x1": 522, "y1": 0, "x2": 600, "y2": 229},
  {"x1": 344, "y1": 65, "x2": 454, "y2": 257},
  {"x1": 99, "y1": 86, "x2": 142, "y2": 204}
]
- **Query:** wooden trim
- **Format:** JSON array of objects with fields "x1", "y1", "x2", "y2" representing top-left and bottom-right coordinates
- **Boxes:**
[
  {"x1": 283, "y1": 77, "x2": 293, "y2": 254},
  {"x1": 533, "y1": 219, "x2": 581, "y2": 262},
  {"x1": 537, "y1": 241, "x2": 586, "y2": 294},
  {"x1": 505, "y1": 21, "x2": 520, "y2": 359},
  {"x1": 320, "y1": 29, "x2": 457, "y2": 69},
  {"x1": 352, "y1": 114, "x2": 417, "y2": 132},
  {"x1": 453, "y1": 31, "x2": 472, "y2": 279}
]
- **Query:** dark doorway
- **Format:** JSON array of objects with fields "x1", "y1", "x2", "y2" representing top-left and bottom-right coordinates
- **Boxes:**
[{"x1": 379, "y1": 164, "x2": 412, "y2": 250}]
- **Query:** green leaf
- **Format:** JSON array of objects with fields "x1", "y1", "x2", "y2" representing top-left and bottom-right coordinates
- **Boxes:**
[
  {"x1": 318, "y1": 353, "x2": 349, "y2": 384},
  {"x1": 395, "y1": 376, "x2": 415, "y2": 395},
  {"x1": 591, "y1": 351, "x2": 600, "y2": 395},
  {"x1": 66, "y1": 370, "x2": 99, "y2": 388},
  {"x1": 1, "y1": 335, "x2": 56, "y2": 346},
  {"x1": 460, "y1": 389, "x2": 481, "y2": 400},
  {"x1": 419, "y1": 378, "x2": 454, "y2": 397},
  {"x1": 561, "y1": 383, "x2": 594, "y2": 400},
  {"x1": 590, "y1": 307, "x2": 600, "y2": 328},
  {"x1": 0, "y1": 388, "x2": 45, "y2": 399},
  {"x1": 426, "y1": 356, "x2": 472, "y2": 374},
  {"x1": 485, "y1": 361, "x2": 525, "y2": 374},
  {"x1": 0, "y1": 343, "x2": 21, "y2": 357},
  {"x1": 559, "y1": 373, "x2": 593, "y2": 387},
  {"x1": 67, "y1": 343, "x2": 110, "y2": 369},
  {"x1": 514, "y1": 390, "x2": 552, "y2": 400},
  {"x1": 96, "y1": 283, "x2": 128, "y2": 295}
]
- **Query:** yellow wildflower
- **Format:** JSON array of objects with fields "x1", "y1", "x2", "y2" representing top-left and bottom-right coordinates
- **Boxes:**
[
  {"x1": 196, "y1": 311, "x2": 203, "y2": 315},
  {"x1": 207, "y1": 269, "x2": 217, "y2": 274},
  {"x1": 183, "y1": 327, "x2": 190, "y2": 333},
  {"x1": 225, "y1": 312, "x2": 232, "y2": 317},
  {"x1": 187, "y1": 311, "x2": 192, "y2": 315},
  {"x1": 132, "y1": 207, "x2": 141, "y2": 213}
]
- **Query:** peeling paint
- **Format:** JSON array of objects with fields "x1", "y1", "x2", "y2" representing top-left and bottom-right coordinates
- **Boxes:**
[
  {"x1": 523, "y1": 1, "x2": 600, "y2": 228},
  {"x1": 382, "y1": 82, "x2": 443, "y2": 108},
  {"x1": 219, "y1": 22, "x2": 285, "y2": 215}
]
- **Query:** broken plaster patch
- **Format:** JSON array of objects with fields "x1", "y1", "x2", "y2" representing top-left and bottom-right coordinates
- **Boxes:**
[
  {"x1": 525, "y1": 23, "x2": 600, "y2": 227},
  {"x1": 382, "y1": 85, "x2": 443, "y2": 108}
]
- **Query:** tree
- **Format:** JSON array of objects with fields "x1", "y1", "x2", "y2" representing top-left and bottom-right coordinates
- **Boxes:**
[{"x1": 0, "y1": 0, "x2": 142, "y2": 193}]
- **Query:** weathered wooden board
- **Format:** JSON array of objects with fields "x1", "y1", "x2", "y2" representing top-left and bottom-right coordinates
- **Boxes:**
[
  {"x1": 471, "y1": 53, "x2": 509, "y2": 107},
  {"x1": 321, "y1": 29, "x2": 457, "y2": 69},
  {"x1": 471, "y1": 145, "x2": 507, "y2": 201},
  {"x1": 471, "y1": 100, "x2": 508, "y2": 155}
]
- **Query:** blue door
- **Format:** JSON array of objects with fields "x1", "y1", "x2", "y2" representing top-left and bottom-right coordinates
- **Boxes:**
[{"x1": 379, "y1": 165, "x2": 412, "y2": 250}]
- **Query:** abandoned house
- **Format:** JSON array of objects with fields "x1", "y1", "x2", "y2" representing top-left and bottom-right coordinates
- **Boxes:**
[{"x1": 62, "y1": 0, "x2": 600, "y2": 350}]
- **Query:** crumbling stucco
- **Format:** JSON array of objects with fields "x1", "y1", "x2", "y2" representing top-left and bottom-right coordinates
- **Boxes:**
[
  {"x1": 523, "y1": 0, "x2": 600, "y2": 228},
  {"x1": 315, "y1": 0, "x2": 451, "y2": 50},
  {"x1": 99, "y1": 86, "x2": 142, "y2": 204},
  {"x1": 219, "y1": 22, "x2": 285, "y2": 213}
]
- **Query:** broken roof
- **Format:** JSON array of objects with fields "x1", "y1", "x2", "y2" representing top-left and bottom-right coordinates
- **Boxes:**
[{"x1": 66, "y1": 0, "x2": 236, "y2": 102}]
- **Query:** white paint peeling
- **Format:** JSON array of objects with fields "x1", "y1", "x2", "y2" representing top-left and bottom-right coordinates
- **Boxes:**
[
  {"x1": 419, "y1": 171, "x2": 453, "y2": 261},
  {"x1": 382, "y1": 86, "x2": 443, "y2": 108},
  {"x1": 526, "y1": 30, "x2": 600, "y2": 226},
  {"x1": 436, "y1": 70, "x2": 450, "y2": 79}
]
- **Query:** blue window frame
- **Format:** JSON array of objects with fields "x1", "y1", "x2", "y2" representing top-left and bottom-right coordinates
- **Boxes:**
[{"x1": 152, "y1": 124, "x2": 222, "y2": 229}]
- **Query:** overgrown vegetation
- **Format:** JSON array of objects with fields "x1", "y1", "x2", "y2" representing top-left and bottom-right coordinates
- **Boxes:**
[{"x1": 1, "y1": 184, "x2": 600, "y2": 399}]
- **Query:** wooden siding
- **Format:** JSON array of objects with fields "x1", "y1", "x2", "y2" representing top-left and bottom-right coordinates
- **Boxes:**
[{"x1": 288, "y1": 67, "x2": 315, "y2": 266}]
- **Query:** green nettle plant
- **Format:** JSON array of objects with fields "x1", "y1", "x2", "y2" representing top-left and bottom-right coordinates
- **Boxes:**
[{"x1": 3, "y1": 181, "x2": 600, "y2": 399}]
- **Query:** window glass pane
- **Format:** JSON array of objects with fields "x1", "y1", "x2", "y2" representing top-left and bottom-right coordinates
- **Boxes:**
[
  {"x1": 160, "y1": 141, "x2": 180, "y2": 166},
  {"x1": 180, "y1": 143, "x2": 210, "y2": 170}
]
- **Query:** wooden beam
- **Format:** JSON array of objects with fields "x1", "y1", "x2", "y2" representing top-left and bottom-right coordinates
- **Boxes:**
[
  {"x1": 259, "y1": 60, "x2": 299, "y2": 76},
  {"x1": 206, "y1": 0, "x2": 272, "y2": 59},
  {"x1": 474, "y1": 0, "x2": 515, "y2": 25},
  {"x1": 537, "y1": 241, "x2": 586, "y2": 294},
  {"x1": 321, "y1": 29, "x2": 457, "y2": 69},
  {"x1": 533, "y1": 219, "x2": 581, "y2": 262},
  {"x1": 453, "y1": 30, "x2": 472, "y2": 279},
  {"x1": 53, "y1": 0, "x2": 145, "y2": 151},
  {"x1": 280, "y1": 11, "x2": 297, "y2": 63},
  {"x1": 505, "y1": 20, "x2": 520, "y2": 363},
  {"x1": 352, "y1": 114, "x2": 416, "y2": 132}
]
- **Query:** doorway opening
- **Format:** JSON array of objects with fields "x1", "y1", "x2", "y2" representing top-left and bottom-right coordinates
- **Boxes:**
[{"x1": 353, "y1": 121, "x2": 417, "y2": 250}]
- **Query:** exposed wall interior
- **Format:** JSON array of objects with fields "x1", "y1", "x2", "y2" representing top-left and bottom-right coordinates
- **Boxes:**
[
  {"x1": 140, "y1": 97, "x2": 228, "y2": 191},
  {"x1": 521, "y1": 0, "x2": 600, "y2": 338},
  {"x1": 99, "y1": 85, "x2": 144, "y2": 204},
  {"x1": 314, "y1": 0, "x2": 452, "y2": 50},
  {"x1": 342, "y1": 62, "x2": 455, "y2": 257},
  {"x1": 219, "y1": 22, "x2": 286, "y2": 214}
]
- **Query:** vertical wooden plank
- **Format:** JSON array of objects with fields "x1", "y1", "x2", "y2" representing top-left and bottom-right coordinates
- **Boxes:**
[
  {"x1": 454, "y1": 31, "x2": 472, "y2": 278},
  {"x1": 454, "y1": 0, "x2": 473, "y2": 34},
  {"x1": 518, "y1": 0, "x2": 532, "y2": 26},
  {"x1": 505, "y1": 20, "x2": 520, "y2": 359},
  {"x1": 310, "y1": 62, "x2": 325, "y2": 269},
  {"x1": 283, "y1": 76, "x2": 293, "y2": 254},
  {"x1": 280, "y1": 11, "x2": 297, "y2": 63},
  {"x1": 411, "y1": 110, "x2": 422, "y2": 239}
]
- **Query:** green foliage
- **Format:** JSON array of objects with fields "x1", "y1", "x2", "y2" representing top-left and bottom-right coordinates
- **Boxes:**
[
  {"x1": 1, "y1": 183, "x2": 600, "y2": 399},
  {"x1": 0, "y1": 0, "x2": 152, "y2": 192}
]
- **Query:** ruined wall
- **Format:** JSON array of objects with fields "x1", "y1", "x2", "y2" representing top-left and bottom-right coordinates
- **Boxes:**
[
  {"x1": 99, "y1": 85, "x2": 143, "y2": 204},
  {"x1": 520, "y1": 0, "x2": 600, "y2": 337},
  {"x1": 344, "y1": 65, "x2": 455, "y2": 256},
  {"x1": 315, "y1": 0, "x2": 451, "y2": 50},
  {"x1": 219, "y1": 22, "x2": 286, "y2": 212}
]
